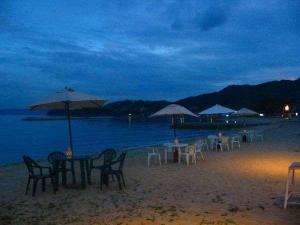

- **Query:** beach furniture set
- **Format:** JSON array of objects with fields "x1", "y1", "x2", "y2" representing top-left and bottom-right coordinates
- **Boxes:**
[
  {"x1": 148, "y1": 130, "x2": 264, "y2": 167},
  {"x1": 23, "y1": 149, "x2": 127, "y2": 196},
  {"x1": 148, "y1": 140, "x2": 207, "y2": 166}
]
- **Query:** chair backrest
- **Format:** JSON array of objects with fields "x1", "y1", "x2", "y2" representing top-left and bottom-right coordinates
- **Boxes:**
[
  {"x1": 220, "y1": 136, "x2": 229, "y2": 143},
  {"x1": 208, "y1": 135, "x2": 217, "y2": 139},
  {"x1": 102, "y1": 148, "x2": 117, "y2": 165},
  {"x1": 48, "y1": 151, "x2": 66, "y2": 164},
  {"x1": 23, "y1": 155, "x2": 38, "y2": 176},
  {"x1": 114, "y1": 152, "x2": 127, "y2": 170},
  {"x1": 188, "y1": 144, "x2": 196, "y2": 154},
  {"x1": 231, "y1": 135, "x2": 240, "y2": 141},
  {"x1": 195, "y1": 139, "x2": 204, "y2": 149},
  {"x1": 207, "y1": 135, "x2": 218, "y2": 143}
]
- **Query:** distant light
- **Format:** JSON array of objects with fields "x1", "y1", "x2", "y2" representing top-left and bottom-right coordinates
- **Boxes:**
[
  {"x1": 234, "y1": 121, "x2": 237, "y2": 124},
  {"x1": 226, "y1": 120, "x2": 229, "y2": 124},
  {"x1": 259, "y1": 113, "x2": 264, "y2": 117},
  {"x1": 128, "y1": 113, "x2": 132, "y2": 116},
  {"x1": 296, "y1": 112, "x2": 298, "y2": 116},
  {"x1": 284, "y1": 104, "x2": 290, "y2": 112},
  {"x1": 226, "y1": 114, "x2": 229, "y2": 117}
]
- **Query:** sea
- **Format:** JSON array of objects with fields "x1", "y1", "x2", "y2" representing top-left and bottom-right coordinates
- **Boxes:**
[{"x1": 0, "y1": 115, "x2": 214, "y2": 165}]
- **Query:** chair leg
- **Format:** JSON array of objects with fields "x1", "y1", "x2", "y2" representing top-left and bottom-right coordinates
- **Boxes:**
[
  {"x1": 292, "y1": 169, "x2": 295, "y2": 184},
  {"x1": 165, "y1": 150, "x2": 167, "y2": 164},
  {"x1": 120, "y1": 172, "x2": 126, "y2": 187},
  {"x1": 25, "y1": 177, "x2": 31, "y2": 195},
  {"x1": 116, "y1": 174, "x2": 122, "y2": 190},
  {"x1": 32, "y1": 179, "x2": 38, "y2": 197},
  {"x1": 71, "y1": 162, "x2": 76, "y2": 184},
  {"x1": 42, "y1": 178, "x2": 46, "y2": 192},
  {"x1": 100, "y1": 173, "x2": 103, "y2": 190},
  {"x1": 51, "y1": 177, "x2": 57, "y2": 193},
  {"x1": 284, "y1": 170, "x2": 292, "y2": 209},
  {"x1": 200, "y1": 151, "x2": 205, "y2": 160}
]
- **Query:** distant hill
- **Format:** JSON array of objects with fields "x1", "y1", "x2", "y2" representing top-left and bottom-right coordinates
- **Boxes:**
[
  {"x1": 43, "y1": 77, "x2": 300, "y2": 117},
  {"x1": 176, "y1": 78, "x2": 300, "y2": 114}
]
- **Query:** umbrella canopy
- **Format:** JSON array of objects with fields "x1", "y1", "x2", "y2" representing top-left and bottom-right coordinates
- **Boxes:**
[
  {"x1": 234, "y1": 107, "x2": 259, "y2": 116},
  {"x1": 198, "y1": 104, "x2": 235, "y2": 115},
  {"x1": 150, "y1": 104, "x2": 198, "y2": 138},
  {"x1": 30, "y1": 87, "x2": 105, "y2": 153},
  {"x1": 30, "y1": 88, "x2": 105, "y2": 110},
  {"x1": 150, "y1": 104, "x2": 198, "y2": 118}
]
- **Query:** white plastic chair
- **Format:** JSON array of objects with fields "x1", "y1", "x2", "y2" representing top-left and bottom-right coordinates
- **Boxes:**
[
  {"x1": 195, "y1": 140, "x2": 205, "y2": 160},
  {"x1": 231, "y1": 135, "x2": 241, "y2": 150},
  {"x1": 255, "y1": 130, "x2": 264, "y2": 142},
  {"x1": 147, "y1": 147, "x2": 161, "y2": 167},
  {"x1": 163, "y1": 144, "x2": 173, "y2": 164},
  {"x1": 180, "y1": 145, "x2": 196, "y2": 166},
  {"x1": 207, "y1": 135, "x2": 218, "y2": 150},
  {"x1": 247, "y1": 130, "x2": 255, "y2": 142},
  {"x1": 217, "y1": 136, "x2": 230, "y2": 151},
  {"x1": 284, "y1": 162, "x2": 300, "y2": 208}
]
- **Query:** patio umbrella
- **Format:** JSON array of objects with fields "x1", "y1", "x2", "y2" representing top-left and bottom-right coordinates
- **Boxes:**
[
  {"x1": 198, "y1": 104, "x2": 235, "y2": 115},
  {"x1": 234, "y1": 107, "x2": 259, "y2": 116},
  {"x1": 30, "y1": 87, "x2": 106, "y2": 153},
  {"x1": 198, "y1": 104, "x2": 235, "y2": 123},
  {"x1": 150, "y1": 104, "x2": 198, "y2": 139}
]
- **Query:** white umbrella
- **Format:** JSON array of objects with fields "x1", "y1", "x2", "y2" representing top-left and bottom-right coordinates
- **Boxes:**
[
  {"x1": 198, "y1": 104, "x2": 235, "y2": 115},
  {"x1": 150, "y1": 104, "x2": 198, "y2": 138},
  {"x1": 30, "y1": 87, "x2": 106, "y2": 153},
  {"x1": 234, "y1": 107, "x2": 259, "y2": 116}
]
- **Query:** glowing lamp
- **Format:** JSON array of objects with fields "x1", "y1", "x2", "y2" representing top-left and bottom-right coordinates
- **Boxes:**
[{"x1": 284, "y1": 105, "x2": 290, "y2": 112}]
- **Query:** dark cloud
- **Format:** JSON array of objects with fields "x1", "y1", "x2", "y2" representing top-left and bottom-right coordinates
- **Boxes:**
[
  {"x1": 0, "y1": 0, "x2": 300, "y2": 107},
  {"x1": 197, "y1": 6, "x2": 228, "y2": 31}
]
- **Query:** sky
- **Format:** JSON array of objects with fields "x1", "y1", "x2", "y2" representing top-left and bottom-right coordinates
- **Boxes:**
[{"x1": 0, "y1": 0, "x2": 300, "y2": 107}]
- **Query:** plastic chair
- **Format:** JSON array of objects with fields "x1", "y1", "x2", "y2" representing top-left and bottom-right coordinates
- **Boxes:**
[
  {"x1": 163, "y1": 144, "x2": 174, "y2": 163},
  {"x1": 147, "y1": 146, "x2": 161, "y2": 167},
  {"x1": 195, "y1": 140, "x2": 205, "y2": 160},
  {"x1": 207, "y1": 135, "x2": 218, "y2": 150},
  {"x1": 255, "y1": 130, "x2": 264, "y2": 142},
  {"x1": 284, "y1": 162, "x2": 300, "y2": 208},
  {"x1": 231, "y1": 135, "x2": 241, "y2": 150},
  {"x1": 101, "y1": 152, "x2": 127, "y2": 190},
  {"x1": 48, "y1": 151, "x2": 76, "y2": 185},
  {"x1": 23, "y1": 155, "x2": 56, "y2": 196},
  {"x1": 180, "y1": 145, "x2": 196, "y2": 166},
  {"x1": 217, "y1": 136, "x2": 230, "y2": 151}
]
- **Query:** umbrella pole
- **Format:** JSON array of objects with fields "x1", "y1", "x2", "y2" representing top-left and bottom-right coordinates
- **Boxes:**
[
  {"x1": 173, "y1": 115, "x2": 177, "y2": 139},
  {"x1": 65, "y1": 103, "x2": 74, "y2": 154}
]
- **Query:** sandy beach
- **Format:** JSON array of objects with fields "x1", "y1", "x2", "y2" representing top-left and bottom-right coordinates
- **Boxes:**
[{"x1": 1, "y1": 119, "x2": 300, "y2": 225}]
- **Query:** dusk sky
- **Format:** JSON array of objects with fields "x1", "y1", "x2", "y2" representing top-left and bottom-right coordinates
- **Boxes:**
[{"x1": 1, "y1": 0, "x2": 300, "y2": 107}]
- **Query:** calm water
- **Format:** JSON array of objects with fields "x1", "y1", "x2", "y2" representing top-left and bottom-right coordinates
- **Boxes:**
[{"x1": 0, "y1": 115, "x2": 213, "y2": 165}]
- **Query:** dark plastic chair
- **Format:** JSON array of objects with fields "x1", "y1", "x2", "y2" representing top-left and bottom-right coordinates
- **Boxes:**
[
  {"x1": 100, "y1": 152, "x2": 127, "y2": 190},
  {"x1": 23, "y1": 155, "x2": 56, "y2": 196},
  {"x1": 90, "y1": 148, "x2": 117, "y2": 175},
  {"x1": 48, "y1": 151, "x2": 76, "y2": 185}
]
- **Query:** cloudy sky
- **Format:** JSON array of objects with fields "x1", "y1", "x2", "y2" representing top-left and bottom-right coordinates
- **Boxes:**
[{"x1": 0, "y1": 0, "x2": 300, "y2": 107}]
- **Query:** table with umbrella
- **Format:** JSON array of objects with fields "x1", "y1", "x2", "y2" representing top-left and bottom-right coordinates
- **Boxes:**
[
  {"x1": 150, "y1": 104, "x2": 198, "y2": 162},
  {"x1": 30, "y1": 87, "x2": 105, "y2": 188}
]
